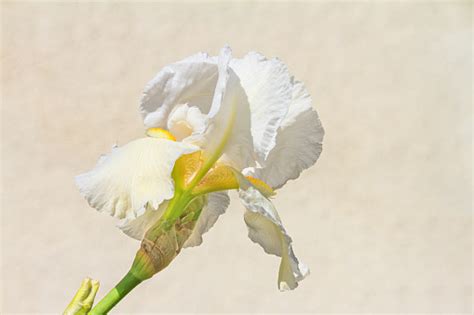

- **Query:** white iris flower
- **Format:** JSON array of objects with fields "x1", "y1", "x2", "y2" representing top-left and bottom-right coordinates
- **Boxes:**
[{"x1": 76, "y1": 46, "x2": 324, "y2": 291}]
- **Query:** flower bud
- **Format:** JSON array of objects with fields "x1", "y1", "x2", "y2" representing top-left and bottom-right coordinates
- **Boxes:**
[{"x1": 63, "y1": 278, "x2": 99, "y2": 315}]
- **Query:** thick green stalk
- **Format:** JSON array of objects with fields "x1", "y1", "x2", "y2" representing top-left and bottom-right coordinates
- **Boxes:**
[
  {"x1": 87, "y1": 190, "x2": 196, "y2": 314},
  {"x1": 88, "y1": 272, "x2": 141, "y2": 315}
]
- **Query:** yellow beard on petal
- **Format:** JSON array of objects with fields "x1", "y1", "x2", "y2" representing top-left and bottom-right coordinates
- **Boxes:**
[
  {"x1": 192, "y1": 164, "x2": 275, "y2": 198},
  {"x1": 146, "y1": 128, "x2": 177, "y2": 141},
  {"x1": 246, "y1": 176, "x2": 275, "y2": 197}
]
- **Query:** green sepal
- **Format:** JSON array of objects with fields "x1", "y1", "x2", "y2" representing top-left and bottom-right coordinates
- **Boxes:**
[{"x1": 130, "y1": 195, "x2": 206, "y2": 281}]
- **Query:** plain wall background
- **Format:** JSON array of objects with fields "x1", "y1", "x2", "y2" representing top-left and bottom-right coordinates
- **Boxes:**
[{"x1": 1, "y1": 1, "x2": 472, "y2": 314}]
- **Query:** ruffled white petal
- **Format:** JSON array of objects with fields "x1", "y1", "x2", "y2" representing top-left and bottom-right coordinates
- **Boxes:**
[
  {"x1": 76, "y1": 138, "x2": 198, "y2": 219},
  {"x1": 251, "y1": 80, "x2": 324, "y2": 189},
  {"x1": 201, "y1": 46, "x2": 255, "y2": 170},
  {"x1": 236, "y1": 173, "x2": 309, "y2": 291},
  {"x1": 140, "y1": 53, "x2": 218, "y2": 128},
  {"x1": 140, "y1": 47, "x2": 254, "y2": 170},
  {"x1": 230, "y1": 52, "x2": 292, "y2": 161},
  {"x1": 183, "y1": 191, "x2": 230, "y2": 248},
  {"x1": 139, "y1": 45, "x2": 322, "y2": 190},
  {"x1": 117, "y1": 202, "x2": 167, "y2": 240}
]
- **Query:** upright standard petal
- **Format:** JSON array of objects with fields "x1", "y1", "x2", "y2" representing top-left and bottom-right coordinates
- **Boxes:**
[
  {"x1": 251, "y1": 80, "x2": 324, "y2": 189},
  {"x1": 230, "y1": 52, "x2": 292, "y2": 161},
  {"x1": 140, "y1": 53, "x2": 218, "y2": 128},
  {"x1": 200, "y1": 46, "x2": 254, "y2": 170},
  {"x1": 235, "y1": 173, "x2": 309, "y2": 291},
  {"x1": 183, "y1": 191, "x2": 230, "y2": 248},
  {"x1": 76, "y1": 138, "x2": 198, "y2": 220}
]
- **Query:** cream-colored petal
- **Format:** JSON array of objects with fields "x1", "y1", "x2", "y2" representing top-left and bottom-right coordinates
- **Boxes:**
[
  {"x1": 186, "y1": 106, "x2": 208, "y2": 135},
  {"x1": 236, "y1": 173, "x2": 309, "y2": 290},
  {"x1": 76, "y1": 138, "x2": 197, "y2": 219},
  {"x1": 167, "y1": 103, "x2": 189, "y2": 129},
  {"x1": 230, "y1": 52, "x2": 292, "y2": 161},
  {"x1": 201, "y1": 46, "x2": 255, "y2": 170},
  {"x1": 140, "y1": 53, "x2": 218, "y2": 128},
  {"x1": 252, "y1": 80, "x2": 324, "y2": 189},
  {"x1": 183, "y1": 191, "x2": 230, "y2": 248},
  {"x1": 117, "y1": 202, "x2": 167, "y2": 240},
  {"x1": 167, "y1": 104, "x2": 208, "y2": 141}
]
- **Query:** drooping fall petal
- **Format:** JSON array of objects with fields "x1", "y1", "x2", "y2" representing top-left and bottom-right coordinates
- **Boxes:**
[
  {"x1": 76, "y1": 138, "x2": 197, "y2": 219},
  {"x1": 234, "y1": 172, "x2": 309, "y2": 290}
]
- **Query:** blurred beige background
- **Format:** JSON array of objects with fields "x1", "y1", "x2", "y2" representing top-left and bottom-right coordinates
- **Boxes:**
[{"x1": 1, "y1": 1, "x2": 472, "y2": 314}]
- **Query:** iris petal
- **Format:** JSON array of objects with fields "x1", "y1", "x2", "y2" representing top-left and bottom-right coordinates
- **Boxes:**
[
  {"x1": 230, "y1": 52, "x2": 293, "y2": 161},
  {"x1": 249, "y1": 80, "x2": 324, "y2": 189},
  {"x1": 76, "y1": 138, "x2": 198, "y2": 219},
  {"x1": 235, "y1": 173, "x2": 309, "y2": 290},
  {"x1": 183, "y1": 191, "x2": 230, "y2": 248},
  {"x1": 140, "y1": 53, "x2": 218, "y2": 128}
]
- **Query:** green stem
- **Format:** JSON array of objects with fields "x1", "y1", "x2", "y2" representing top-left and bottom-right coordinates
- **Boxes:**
[
  {"x1": 88, "y1": 272, "x2": 141, "y2": 315},
  {"x1": 87, "y1": 191, "x2": 194, "y2": 314}
]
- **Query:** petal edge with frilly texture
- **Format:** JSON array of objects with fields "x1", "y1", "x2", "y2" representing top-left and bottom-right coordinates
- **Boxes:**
[
  {"x1": 76, "y1": 138, "x2": 197, "y2": 220},
  {"x1": 235, "y1": 172, "x2": 309, "y2": 290},
  {"x1": 249, "y1": 79, "x2": 324, "y2": 189},
  {"x1": 230, "y1": 52, "x2": 292, "y2": 161},
  {"x1": 140, "y1": 53, "x2": 218, "y2": 129}
]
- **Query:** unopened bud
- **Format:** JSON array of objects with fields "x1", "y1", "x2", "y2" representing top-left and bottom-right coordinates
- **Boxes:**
[{"x1": 63, "y1": 278, "x2": 100, "y2": 315}]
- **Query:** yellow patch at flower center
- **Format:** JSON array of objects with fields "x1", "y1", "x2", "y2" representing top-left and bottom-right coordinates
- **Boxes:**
[
  {"x1": 146, "y1": 128, "x2": 176, "y2": 141},
  {"x1": 146, "y1": 127, "x2": 274, "y2": 197}
]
